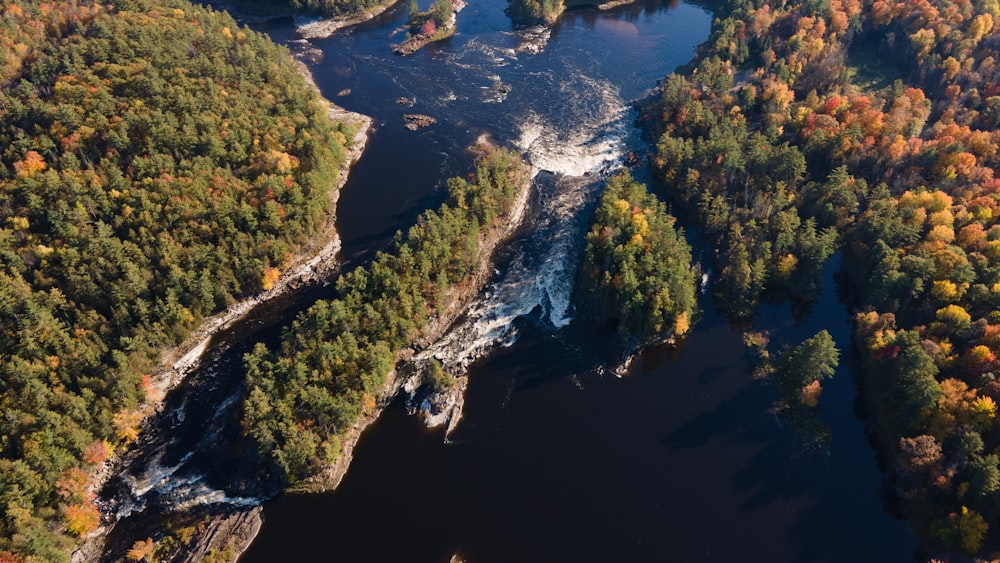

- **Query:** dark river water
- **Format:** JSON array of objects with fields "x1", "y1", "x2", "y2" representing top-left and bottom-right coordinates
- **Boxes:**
[{"x1": 105, "y1": 0, "x2": 920, "y2": 560}]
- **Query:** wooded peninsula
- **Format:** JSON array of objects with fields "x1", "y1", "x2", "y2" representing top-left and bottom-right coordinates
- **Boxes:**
[{"x1": 243, "y1": 147, "x2": 529, "y2": 486}]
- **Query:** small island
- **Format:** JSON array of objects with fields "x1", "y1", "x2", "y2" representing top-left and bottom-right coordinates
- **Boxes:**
[
  {"x1": 392, "y1": 0, "x2": 465, "y2": 55},
  {"x1": 580, "y1": 172, "x2": 698, "y2": 350}
]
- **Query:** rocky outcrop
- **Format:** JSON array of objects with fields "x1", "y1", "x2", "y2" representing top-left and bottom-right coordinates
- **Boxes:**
[
  {"x1": 394, "y1": 139, "x2": 534, "y2": 438},
  {"x1": 180, "y1": 507, "x2": 263, "y2": 563},
  {"x1": 404, "y1": 113, "x2": 437, "y2": 130}
]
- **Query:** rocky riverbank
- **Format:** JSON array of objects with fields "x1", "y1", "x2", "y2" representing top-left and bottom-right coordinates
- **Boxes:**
[
  {"x1": 91, "y1": 138, "x2": 530, "y2": 563},
  {"x1": 143, "y1": 60, "x2": 370, "y2": 433},
  {"x1": 295, "y1": 0, "x2": 404, "y2": 39},
  {"x1": 302, "y1": 137, "x2": 533, "y2": 492},
  {"x1": 72, "y1": 63, "x2": 372, "y2": 563},
  {"x1": 397, "y1": 145, "x2": 535, "y2": 439},
  {"x1": 143, "y1": 98, "x2": 370, "y2": 421},
  {"x1": 512, "y1": 0, "x2": 643, "y2": 37}
]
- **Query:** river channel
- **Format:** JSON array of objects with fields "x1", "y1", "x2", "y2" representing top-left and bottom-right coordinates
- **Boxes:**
[{"x1": 105, "y1": 0, "x2": 922, "y2": 559}]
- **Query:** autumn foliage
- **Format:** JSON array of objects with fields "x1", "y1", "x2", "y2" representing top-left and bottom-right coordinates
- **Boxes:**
[
  {"x1": 653, "y1": 0, "x2": 1000, "y2": 553},
  {"x1": 581, "y1": 173, "x2": 698, "y2": 344},
  {"x1": 243, "y1": 149, "x2": 529, "y2": 483},
  {"x1": 0, "y1": 0, "x2": 353, "y2": 559},
  {"x1": 126, "y1": 538, "x2": 156, "y2": 561}
]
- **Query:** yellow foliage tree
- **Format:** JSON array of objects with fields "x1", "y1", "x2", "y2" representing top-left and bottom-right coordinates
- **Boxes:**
[
  {"x1": 936, "y1": 304, "x2": 972, "y2": 330},
  {"x1": 13, "y1": 150, "x2": 46, "y2": 178},
  {"x1": 674, "y1": 310, "x2": 690, "y2": 336},
  {"x1": 927, "y1": 224, "x2": 955, "y2": 243},
  {"x1": 65, "y1": 502, "x2": 99, "y2": 536},
  {"x1": 970, "y1": 396, "x2": 997, "y2": 431},
  {"x1": 113, "y1": 410, "x2": 145, "y2": 443},
  {"x1": 262, "y1": 267, "x2": 282, "y2": 291},
  {"x1": 931, "y1": 279, "x2": 959, "y2": 302},
  {"x1": 929, "y1": 378, "x2": 975, "y2": 438},
  {"x1": 776, "y1": 253, "x2": 798, "y2": 280},
  {"x1": 362, "y1": 392, "x2": 377, "y2": 413},
  {"x1": 127, "y1": 538, "x2": 156, "y2": 561}
]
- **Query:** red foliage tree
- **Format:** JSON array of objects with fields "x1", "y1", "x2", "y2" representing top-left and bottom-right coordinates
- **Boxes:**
[{"x1": 421, "y1": 18, "x2": 436, "y2": 36}]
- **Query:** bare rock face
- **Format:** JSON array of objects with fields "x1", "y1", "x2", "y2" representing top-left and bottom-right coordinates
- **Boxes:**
[
  {"x1": 181, "y1": 507, "x2": 263, "y2": 563},
  {"x1": 403, "y1": 114, "x2": 437, "y2": 130}
]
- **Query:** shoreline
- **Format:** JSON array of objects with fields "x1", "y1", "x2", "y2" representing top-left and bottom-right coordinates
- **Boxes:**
[
  {"x1": 517, "y1": 0, "x2": 644, "y2": 27},
  {"x1": 303, "y1": 139, "x2": 534, "y2": 493},
  {"x1": 145, "y1": 59, "x2": 372, "y2": 422},
  {"x1": 295, "y1": 0, "x2": 404, "y2": 39},
  {"x1": 73, "y1": 60, "x2": 372, "y2": 563},
  {"x1": 398, "y1": 147, "x2": 535, "y2": 438}
]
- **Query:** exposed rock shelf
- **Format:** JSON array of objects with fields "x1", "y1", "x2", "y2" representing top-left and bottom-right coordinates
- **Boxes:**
[
  {"x1": 295, "y1": 0, "x2": 404, "y2": 39},
  {"x1": 403, "y1": 113, "x2": 437, "y2": 130}
]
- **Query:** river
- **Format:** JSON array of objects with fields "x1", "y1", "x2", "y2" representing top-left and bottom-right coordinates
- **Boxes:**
[{"x1": 101, "y1": 0, "x2": 919, "y2": 560}]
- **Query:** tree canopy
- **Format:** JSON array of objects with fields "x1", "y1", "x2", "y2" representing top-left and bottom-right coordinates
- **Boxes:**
[
  {"x1": 0, "y1": 0, "x2": 352, "y2": 559},
  {"x1": 581, "y1": 172, "x2": 697, "y2": 344},
  {"x1": 243, "y1": 148, "x2": 529, "y2": 483},
  {"x1": 652, "y1": 0, "x2": 1000, "y2": 552},
  {"x1": 774, "y1": 330, "x2": 839, "y2": 400},
  {"x1": 281, "y1": 0, "x2": 391, "y2": 17}
]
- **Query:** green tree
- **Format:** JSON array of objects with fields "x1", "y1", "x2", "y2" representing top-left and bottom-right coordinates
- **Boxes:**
[
  {"x1": 582, "y1": 173, "x2": 698, "y2": 344},
  {"x1": 775, "y1": 330, "x2": 839, "y2": 401},
  {"x1": 243, "y1": 149, "x2": 529, "y2": 484},
  {"x1": 431, "y1": 0, "x2": 452, "y2": 25},
  {"x1": 0, "y1": 0, "x2": 353, "y2": 557}
]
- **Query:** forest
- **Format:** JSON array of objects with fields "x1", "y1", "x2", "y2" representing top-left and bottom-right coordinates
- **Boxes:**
[
  {"x1": 3, "y1": 0, "x2": 1000, "y2": 556},
  {"x1": 506, "y1": 0, "x2": 565, "y2": 24},
  {"x1": 242, "y1": 148, "x2": 529, "y2": 485},
  {"x1": 280, "y1": 0, "x2": 393, "y2": 17},
  {"x1": 0, "y1": 0, "x2": 352, "y2": 560},
  {"x1": 505, "y1": 0, "x2": 596, "y2": 25},
  {"x1": 650, "y1": 0, "x2": 1000, "y2": 553},
  {"x1": 580, "y1": 172, "x2": 697, "y2": 345}
]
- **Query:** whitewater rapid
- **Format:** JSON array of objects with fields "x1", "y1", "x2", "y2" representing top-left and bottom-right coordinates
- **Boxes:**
[
  {"x1": 108, "y1": 384, "x2": 264, "y2": 523},
  {"x1": 414, "y1": 81, "x2": 635, "y2": 374}
]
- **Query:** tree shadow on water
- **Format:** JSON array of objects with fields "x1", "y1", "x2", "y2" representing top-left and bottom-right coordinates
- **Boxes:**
[
  {"x1": 661, "y1": 380, "x2": 776, "y2": 450},
  {"x1": 660, "y1": 379, "x2": 906, "y2": 562}
]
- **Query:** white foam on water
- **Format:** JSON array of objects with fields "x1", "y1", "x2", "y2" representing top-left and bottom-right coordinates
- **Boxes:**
[
  {"x1": 416, "y1": 74, "x2": 631, "y2": 373},
  {"x1": 160, "y1": 476, "x2": 262, "y2": 512},
  {"x1": 124, "y1": 449, "x2": 193, "y2": 499},
  {"x1": 110, "y1": 385, "x2": 258, "y2": 524}
]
